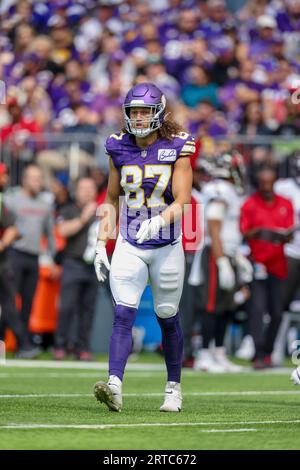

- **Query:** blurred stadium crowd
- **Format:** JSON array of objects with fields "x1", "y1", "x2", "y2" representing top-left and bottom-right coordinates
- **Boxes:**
[{"x1": 0, "y1": 0, "x2": 300, "y2": 369}]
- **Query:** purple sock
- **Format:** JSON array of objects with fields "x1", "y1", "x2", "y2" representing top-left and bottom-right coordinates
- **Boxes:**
[
  {"x1": 156, "y1": 312, "x2": 183, "y2": 383},
  {"x1": 109, "y1": 304, "x2": 137, "y2": 381}
]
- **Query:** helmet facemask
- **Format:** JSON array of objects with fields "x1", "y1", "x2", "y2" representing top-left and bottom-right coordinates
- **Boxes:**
[{"x1": 123, "y1": 97, "x2": 166, "y2": 137}]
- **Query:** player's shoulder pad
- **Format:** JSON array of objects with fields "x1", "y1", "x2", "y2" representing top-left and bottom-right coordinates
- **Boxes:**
[
  {"x1": 274, "y1": 178, "x2": 293, "y2": 193},
  {"x1": 105, "y1": 131, "x2": 127, "y2": 156},
  {"x1": 173, "y1": 132, "x2": 196, "y2": 157},
  {"x1": 202, "y1": 180, "x2": 231, "y2": 205}
]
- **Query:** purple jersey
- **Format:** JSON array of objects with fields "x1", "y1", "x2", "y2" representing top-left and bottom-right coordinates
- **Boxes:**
[{"x1": 105, "y1": 132, "x2": 195, "y2": 249}]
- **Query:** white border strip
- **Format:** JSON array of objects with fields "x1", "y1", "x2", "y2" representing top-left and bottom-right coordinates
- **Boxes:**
[{"x1": 1, "y1": 419, "x2": 300, "y2": 430}]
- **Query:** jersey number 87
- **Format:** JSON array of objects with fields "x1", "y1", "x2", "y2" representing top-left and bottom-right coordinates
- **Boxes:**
[{"x1": 121, "y1": 164, "x2": 172, "y2": 209}]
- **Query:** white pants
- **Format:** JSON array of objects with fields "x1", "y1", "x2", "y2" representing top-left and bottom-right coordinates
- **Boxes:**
[{"x1": 110, "y1": 236, "x2": 185, "y2": 318}]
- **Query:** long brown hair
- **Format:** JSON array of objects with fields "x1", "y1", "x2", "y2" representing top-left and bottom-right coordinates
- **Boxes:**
[
  {"x1": 122, "y1": 114, "x2": 187, "y2": 141},
  {"x1": 158, "y1": 115, "x2": 187, "y2": 140}
]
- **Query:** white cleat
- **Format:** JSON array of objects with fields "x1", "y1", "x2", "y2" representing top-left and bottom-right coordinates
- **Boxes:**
[
  {"x1": 213, "y1": 347, "x2": 244, "y2": 373},
  {"x1": 160, "y1": 381, "x2": 182, "y2": 412},
  {"x1": 94, "y1": 375, "x2": 122, "y2": 412},
  {"x1": 235, "y1": 335, "x2": 255, "y2": 360},
  {"x1": 194, "y1": 349, "x2": 226, "y2": 373},
  {"x1": 291, "y1": 366, "x2": 300, "y2": 385}
]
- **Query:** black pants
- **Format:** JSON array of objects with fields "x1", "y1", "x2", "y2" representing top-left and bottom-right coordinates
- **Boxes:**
[
  {"x1": 179, "y1": 253, "x2": 198, "y2": 359},
  {"x1": 201, "y1": 311, "x2": 229, "y2": 349},
  {"x1": 283, "y1": 256, "x2": 300, "y2": 310},
  {"x1": 0, "y1": 263, "x2": 29, "y2": 349},
  {"x1": 10, "y1": 249, "x2": 39, "y2": 342},
  {"x1": 55, "y1": 257, "x2": 98, "y2": 353},
  {"x1": 248, "y1": 274, "x2": 284, "y2": 358}
]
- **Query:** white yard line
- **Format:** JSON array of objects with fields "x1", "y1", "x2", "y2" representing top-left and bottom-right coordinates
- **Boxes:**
[
  {"x1": 202, "y1": 429, "x2": 257, "y2": 433},
  {"x1": 1, "y1": 419, "x2": 300, "y2": 430},
  {"x1": 0, "y1": 390, "x2": 299, "y2": 398}
]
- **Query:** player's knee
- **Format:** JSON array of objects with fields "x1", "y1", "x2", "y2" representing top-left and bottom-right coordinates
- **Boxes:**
[
  {"x1": 155, "y1": 303, "x2": 177, "y2": 319},
  {"x1": 114, "y1": 289, "x2": 138, "y2": 308}
]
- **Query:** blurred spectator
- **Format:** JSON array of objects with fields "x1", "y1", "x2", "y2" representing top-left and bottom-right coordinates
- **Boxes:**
[
  {"x1": 37, "y1": 103, "x2": 98, "y2": 182},
  {"x1": 63, "y1": 104, "x2": 98, "y2": 155},
  {"x1": 54, "y1": 177, "x2": 98, "y2": 361},
  {"x1": 0, "y1": 163, "x2": 41, "y2": 358},
  {"x1": 210, "y1": 36, "x2": 239, "y2": 86},
  {"x1": 49, "y1": 172, "x2": 72, "y2": 214},
  {"x1": 181, "y1": 65, "x2": 220, "y2": 108},
  {"x1": 0, "y1": 97, "x2": 42, "y2": 183},
  {"x1": 4, "y1": 164, "x2": 56, "y2": 347},
  {"x1": 144, "y1": 58, "x2": 180, "y2": 102},
  {"x1": 240, "y1": 166, "x2": 294, "y2": 368},
  {"x1": 239, "y1": 101, "x2": 272, "y2": 136}
]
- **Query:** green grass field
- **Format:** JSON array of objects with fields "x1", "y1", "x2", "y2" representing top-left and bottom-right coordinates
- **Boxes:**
[{"x1": 1, "y1": 356, "x2": 300, "y2": 450}]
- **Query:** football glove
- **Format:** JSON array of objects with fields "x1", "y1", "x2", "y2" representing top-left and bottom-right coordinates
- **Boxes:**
[
  {"x1": 235, "y1": 253, "x2": 253, "y2": 284},
  {"x1": 216, "y1": 256, "x2": 235, "y2": 291},
  {"x1": 136, "y1": 215, "x2": 166, "y2": 244},
  {"x1": 94, "y1": 240, "x2": 110, "y2": 282}
]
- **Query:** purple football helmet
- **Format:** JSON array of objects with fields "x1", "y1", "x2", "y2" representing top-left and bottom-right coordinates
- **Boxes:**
[{"x1": 123, "y1": 83, "x2": 166, "y2": 137}]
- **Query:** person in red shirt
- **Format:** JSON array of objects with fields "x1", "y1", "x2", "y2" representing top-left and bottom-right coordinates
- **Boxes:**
[
  {"x1": 240, "y1": 166, "x2": 294, "y2": 369},
  {"x1": 1, "y1": 98, "x2": 42, "y2": 143},
  {"x1": 0, "y1": 98, "x2": 42, "y2": 184}
]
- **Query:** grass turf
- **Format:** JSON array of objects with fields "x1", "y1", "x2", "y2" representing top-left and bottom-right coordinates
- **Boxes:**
[{"x1": 0, "y1": 359, "x2": 300, "y2": 450}]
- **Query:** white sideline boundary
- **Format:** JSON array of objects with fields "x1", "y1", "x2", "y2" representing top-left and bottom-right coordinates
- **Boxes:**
[
  {"x1": 1, "y1": 419, "x2": 300, "y2": 430},
  {"x1": 0, "y1": 359, "x2": 294, "y2": 374},
  {"x1": 0, "y1": 372, "x2": 163, "y2": 379},
  {"x1": 0, "y1": 390, "x2": 300, "y2": 398},
  {"x1": 2, "y1": 360, "x2": 165, "y2": 371}
]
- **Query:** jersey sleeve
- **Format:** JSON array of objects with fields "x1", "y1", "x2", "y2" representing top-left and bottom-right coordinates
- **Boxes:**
[
  {"x1": 104, "y1": 135, "x2": 115, "y2": 158},
  {"x1": 104, "y1": 131, "x2": 126, "y2": 168},
  {"x1": 178, "y1": 134, "x2": 196, "y2": 158}
]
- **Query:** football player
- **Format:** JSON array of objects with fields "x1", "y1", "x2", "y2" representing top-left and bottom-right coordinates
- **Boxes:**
[
  {"x1": 93, "y1": 83, "x2": 195, "y2": 412},
  {"x1": 291, "y1": 365, "x2": 300, "y2": 385},
  {"x1": 275, "y1": 152, "x2": 300, "y2": 311},
  {"x1": 194, "y1": 152, "x2": 253, "y2": 372},
  {"x1": 274, "y1": 152, "x2": 300, "y2": 367}
]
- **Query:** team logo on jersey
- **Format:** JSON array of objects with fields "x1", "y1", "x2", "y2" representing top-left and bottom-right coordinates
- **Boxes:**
[{"x1": 158, "y1": 149, "x2": 177, "y2": 161}]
